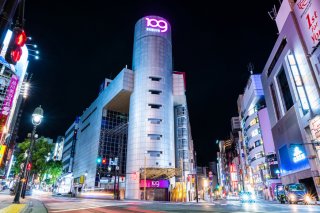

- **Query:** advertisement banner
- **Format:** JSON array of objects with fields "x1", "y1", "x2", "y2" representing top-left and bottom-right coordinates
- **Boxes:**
[
  {"x1": 0, "y1": 144, "x2": 6, "y2": 165},
  {"x1": 139, "y1": 179, "x2": 169, "y2": 188},
  {"x1": 310, "y1": 115, "x2": 320, "y2": 141},
  {"x1": 0, "y1": 75, "x2": 19, "y2": 138},
  {"x1": 294, "y1": 0, "x2": 320, "y2": 54}
]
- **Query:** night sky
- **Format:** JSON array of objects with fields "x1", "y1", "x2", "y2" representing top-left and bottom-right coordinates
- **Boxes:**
[{"x1": 18, "y1": 0, "x2": 279, "y2": 166}]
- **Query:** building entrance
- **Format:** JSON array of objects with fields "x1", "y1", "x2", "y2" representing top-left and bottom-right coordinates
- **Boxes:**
[{"x1": 299, "y1": 177, "x2": 318, "y2": 199}]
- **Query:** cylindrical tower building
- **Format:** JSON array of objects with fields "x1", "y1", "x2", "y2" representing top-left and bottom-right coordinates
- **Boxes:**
[{"x1": 125, "y1": 15, "x2": 175, "y2": 200}]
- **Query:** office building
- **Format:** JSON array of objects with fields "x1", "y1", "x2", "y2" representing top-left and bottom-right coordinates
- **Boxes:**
[{"x1": 261, "y1": 0, "x2": 320, "y2": 198}]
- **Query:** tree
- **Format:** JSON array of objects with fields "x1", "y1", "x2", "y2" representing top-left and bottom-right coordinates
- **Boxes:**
[
  {"x1": 13, "y1": 137, "x2": 54, "y2": 181},
  {"x1": 44, "y1": 160, "x2": 62, "y2": 184}
]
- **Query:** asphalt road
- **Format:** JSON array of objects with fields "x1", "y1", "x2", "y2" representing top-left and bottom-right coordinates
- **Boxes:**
[{"x1": 37, "y1": 196, "x2": 320, "y2": 213}]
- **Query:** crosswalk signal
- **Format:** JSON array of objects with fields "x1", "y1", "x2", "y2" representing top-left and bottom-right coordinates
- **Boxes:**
[
  {"x1": 102, "y1": 158, "x2": 107, "y2": 164},
  {"x1": 26, "y1": 163, "x2": 32, "y2": 171},
  {"x1": 96, "y1": 157, "x2": 102, "y2": 164},
  {"x1": 5, "y1": 27, "x2": 27, "y2": 65}
]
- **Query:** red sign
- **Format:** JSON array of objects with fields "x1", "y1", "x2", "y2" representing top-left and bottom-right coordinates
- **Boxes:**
[{"x1": 294, "y1": 0, "x2": 320, "y2": 54}]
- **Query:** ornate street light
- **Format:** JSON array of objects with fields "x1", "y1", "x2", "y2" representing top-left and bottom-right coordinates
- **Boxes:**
[{"x1": 13, "y1": 105, "x2": 43, "y2": 203}]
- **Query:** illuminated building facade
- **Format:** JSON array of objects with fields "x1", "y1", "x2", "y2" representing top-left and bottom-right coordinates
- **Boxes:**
[
  {"x1": 62, "y1": 16, "x2": 193, "y2": 201},
  {"x1": 261, "y1": 0, "x2": 320, "y2": 199},
  {"x1": 0, "y1": 30, "x2": 29, "y2": 177},
  {"x1": 240, "y1": 74, "x2": 280, "y2": 195}
]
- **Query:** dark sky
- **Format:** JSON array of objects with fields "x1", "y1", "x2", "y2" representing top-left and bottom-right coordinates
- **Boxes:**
[{"x1": 17, "y1": 0, "x2": 279, "y2": 166}]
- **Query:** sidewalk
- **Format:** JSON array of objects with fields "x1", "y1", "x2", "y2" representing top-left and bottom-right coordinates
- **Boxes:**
[{"x1": 0, "y1": 190, "x2": 47, "y2": 213}]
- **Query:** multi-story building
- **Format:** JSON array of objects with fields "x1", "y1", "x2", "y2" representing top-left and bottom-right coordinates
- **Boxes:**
[
  {"x1": 261, "y1": 0, "x2": 320, "y2": 198},
  {"x1": 0, "y1": 30, "x2": 29, "y2": 177},
  {"x1": 62, "y1": 16, "x2": 193, "y2": 201},
  {"x1": 239, "y1": 74, "x2": 280, "y2": 196},
  {"x1": 48, "y1": 136, "x2": 64, "y2": 161}
]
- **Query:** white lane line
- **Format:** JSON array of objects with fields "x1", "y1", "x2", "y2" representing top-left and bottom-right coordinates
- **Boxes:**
[{"x1": 49, "y1": 203, "x2": 128, "y2": 212}]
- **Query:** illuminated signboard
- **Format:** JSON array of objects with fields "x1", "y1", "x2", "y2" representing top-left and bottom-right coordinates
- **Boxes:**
[
  {"x1": 293, "y1": 146, "x2": 306, "y2": 163},
  {"x1": 145, "y1": 17, "x2": 168, "y2": 33},
  {"x1": 294, "y1": 0, "x2": 320, "y2": 54},
  {"x1": 0, "y1": 145, "x2": 6, "y2": 165},
  {"x1": 139, "y1": 179, "x2": 169, "y2": 188}
]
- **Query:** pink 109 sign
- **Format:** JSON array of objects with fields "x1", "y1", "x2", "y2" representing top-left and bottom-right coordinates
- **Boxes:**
[
  {"x1": 140, "y1": 179, "x2": 169, "y2": 188},
  {"x1": 145, "y1": 17, "x2": 168, "y2": 33}
]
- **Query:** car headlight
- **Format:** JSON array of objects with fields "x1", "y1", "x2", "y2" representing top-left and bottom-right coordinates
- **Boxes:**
[
  {"x1": 243, "y1": 194, "x2": 249, "y2": 200},
  {"x1": 289, "y1": 194, "x2": 296, "y2": 201},
  {"x1": 304, "y1": 195, "x2": 312, "y2": 203}
]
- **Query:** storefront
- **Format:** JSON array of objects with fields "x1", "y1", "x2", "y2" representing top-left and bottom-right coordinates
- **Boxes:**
[{"x1": 140, "y1": 179, "x2": 169, "y2": 201}]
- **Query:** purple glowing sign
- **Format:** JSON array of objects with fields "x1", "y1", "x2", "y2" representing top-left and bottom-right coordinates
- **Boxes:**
[
  {"x1": 145, "y1": 17, "x2": 168, "y2": 33},
  {"x1": 140, "y1": 179, "x2": 169, "y2": 188},
  {"x1": 1, "y1": 75, "x2": 19, "y2": 116}
]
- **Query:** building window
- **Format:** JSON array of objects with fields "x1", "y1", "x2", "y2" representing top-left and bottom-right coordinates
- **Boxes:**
[
  {"x1": 147, "y1": 150, "x2": 162, "y2": 157},
  {"x1": 149, "y1": 89, "x2": 162, "y2": 95},
  {"x1": 277, "y1": 67, "x2": 294, "y2": 111},
  {"x1": 149, "y1": 76, "x2": 162, "y2": 81},
  {"x1": 251, "y1": 128, "x2": 259, "y2": 138},
  {"x1": 270, "y1": 83, "x2": 281, "y2": 120},
  {"x1": 148, "y1": 118, "x2": 162, "y2": 124},
  {"x1": 80, "y1": 123, "x2": 90, "y2": 132},
  {"x1": 177, "y1": 117, "x2": 187, "y2": 127},
  {"x1": 287, "y1": 54, "x2": 309, "y2": 113},
  {"x1": 148, "y1": 134, "x2": 162, "y2": 140},
  {"x1": 148, "y1": 104, "x2": 162, "y2": 109}
]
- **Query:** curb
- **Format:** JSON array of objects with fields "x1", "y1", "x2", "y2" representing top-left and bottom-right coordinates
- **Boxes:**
[{"x1": 21, "y1": 199, "x2": 48, "y2": 213}]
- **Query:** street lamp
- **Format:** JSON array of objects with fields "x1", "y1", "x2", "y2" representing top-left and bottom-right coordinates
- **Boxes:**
[{"x1": 13, "y1": 105, "x2": 43, "y2": 203}]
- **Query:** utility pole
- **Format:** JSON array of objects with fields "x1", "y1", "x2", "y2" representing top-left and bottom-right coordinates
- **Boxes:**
[
  {"x1": 195, "y1": 152, "x2": 198, "y2": 203},
  {"x1": 144, "y1": 155, "x2": 147, "y2": 200}
]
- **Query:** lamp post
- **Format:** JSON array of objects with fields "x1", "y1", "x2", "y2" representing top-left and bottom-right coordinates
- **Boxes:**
[{"x1": 13, "y1": 105, "x2": 43, "y2": 203}]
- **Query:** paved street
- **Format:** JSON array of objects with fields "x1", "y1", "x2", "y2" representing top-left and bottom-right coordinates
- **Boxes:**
[
  {"x1": 34, "y1": 196, "x2": 320, "y2": 212},
  {"x1": 3, "y1": 190, "x2": 320, "y2": 212}
]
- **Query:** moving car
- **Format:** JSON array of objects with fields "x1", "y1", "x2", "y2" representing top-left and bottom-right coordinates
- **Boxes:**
[
  {"x1": 284, "y1": 183, "x2": 314, "y2": 204},
  {"x1": 239, "y1": 191, "x2": 256, "y2": 203}
]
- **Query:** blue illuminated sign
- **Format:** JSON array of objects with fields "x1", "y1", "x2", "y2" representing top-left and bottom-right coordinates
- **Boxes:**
[{"x1": 292, "y1": 146, "x2": 306, "y2": 163}]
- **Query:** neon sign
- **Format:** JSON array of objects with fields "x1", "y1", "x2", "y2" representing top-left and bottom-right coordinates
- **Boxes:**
[
  {"x1": 145, "y1": 17, "x2": 168, "y2": 33},
  {"x1": 293, "y1": 147, "x2": 306, "y2": 163}
]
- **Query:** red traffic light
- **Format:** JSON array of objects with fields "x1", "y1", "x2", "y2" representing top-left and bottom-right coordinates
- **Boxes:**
[
  {"x1": 26, "y1": 163, "x2": 32, "y2": 171},
  {"x1": 102, "y1": 158, "x2": 107, "y2": 164},
  {"x1": 5, "y1": 27, "x2": 27, "y2": 64}
]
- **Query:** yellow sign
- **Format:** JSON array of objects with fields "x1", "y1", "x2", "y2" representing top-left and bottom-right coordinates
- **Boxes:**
[
  {"x1": 0, "y1": 145, "x2": 6, "y2": 165},
  {"x1": 79, "y1": 175, "x2": 85, "y2": 184}
]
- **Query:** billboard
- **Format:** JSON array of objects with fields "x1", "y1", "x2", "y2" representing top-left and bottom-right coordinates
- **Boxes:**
[
  {"x1": 0, "y1": 74, "x2": 19, "y2": 138},
  {"x1": 294, "y1": 0, "x2": 320, "y2": 54},
  {"x1": 0, "y1": 145, "x2": 6, "y2": 165},
  {"x1": 278, "y1": 144, "x2": 309, "y2": 175}
]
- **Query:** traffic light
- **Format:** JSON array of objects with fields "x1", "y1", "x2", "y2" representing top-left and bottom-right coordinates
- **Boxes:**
[
  {"x1": 96, "y1": 157, "x2": 102, "y2": 164},
  {"x1": 5, "y1": 27, "x2": 27, "y2": 65},
  {"x1": 26, "y1": 163, "x2": 32, "y2": 171},
  {"x1": 102, "y1": 158, "x2": 107, "y2": 164}
]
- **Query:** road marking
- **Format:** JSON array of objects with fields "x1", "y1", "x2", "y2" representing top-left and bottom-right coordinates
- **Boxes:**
[
  {"x1": 49, "y1": 203, "x2": 128, "y2": 212},
  {"x1": 0, "y1": 204, "x2": 26, "y2": 213}
]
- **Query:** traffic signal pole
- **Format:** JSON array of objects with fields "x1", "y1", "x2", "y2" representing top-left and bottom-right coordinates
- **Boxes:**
[{"x1": 0, "y1": 0, "x2": 21, "y2": 51}]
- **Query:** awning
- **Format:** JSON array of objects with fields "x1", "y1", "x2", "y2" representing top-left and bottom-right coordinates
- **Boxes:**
[{"x1": 140, "y1": 167, "x2": 182, "y2": 179}]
